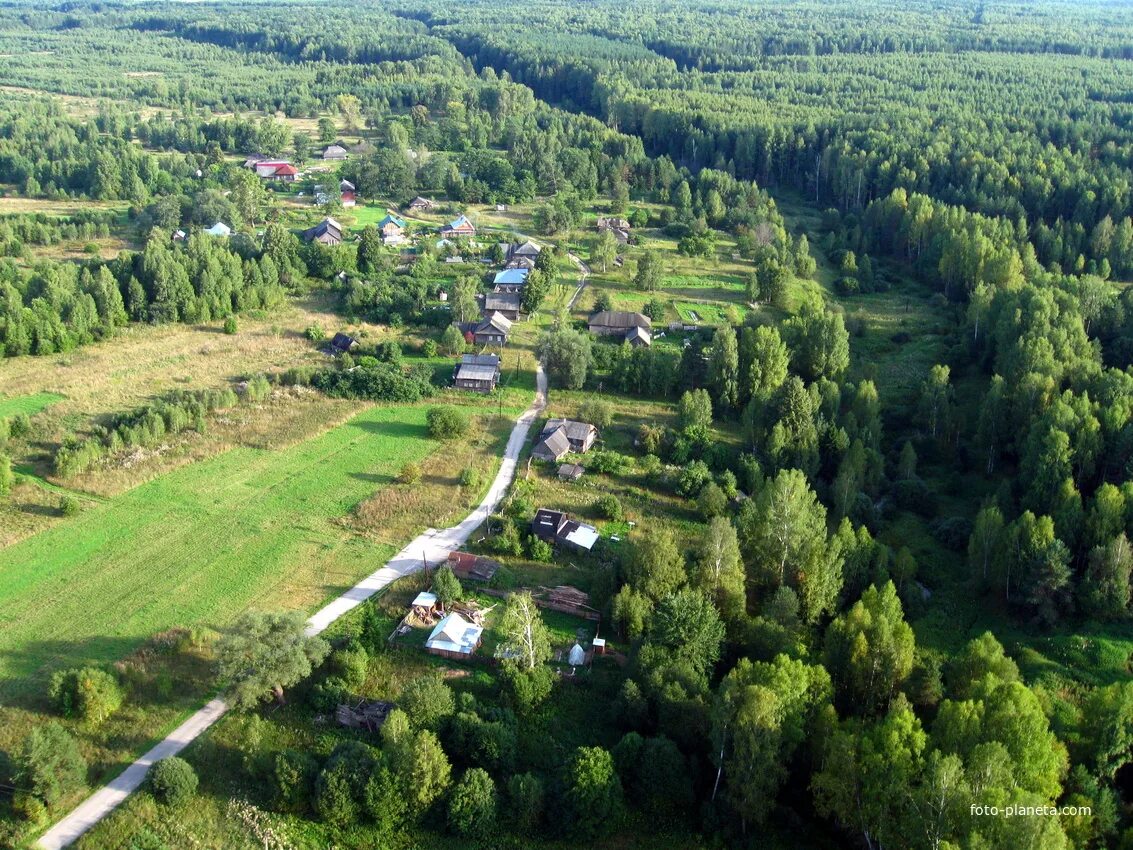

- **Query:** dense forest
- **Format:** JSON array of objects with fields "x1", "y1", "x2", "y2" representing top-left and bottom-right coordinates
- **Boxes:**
[{"x1": 1, "y1": 2, "x2": 1133, "y2": 850}]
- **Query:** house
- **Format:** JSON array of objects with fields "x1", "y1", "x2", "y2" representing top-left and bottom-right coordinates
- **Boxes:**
[
  {"x1": 424, "y1": 613, "x2": 483, "y2": 659},
  {"x1": 597, "y1": 216, "x2": 631, "y2": 232},
  {"x1": 542, "y1": 419, "x2": 599, "y2": 453},
  {"x1": 340, "y1": 179, "x2": 356, "y2": 192},
  {"x1": 379, "y1": 214, "x2": 407, "y2": 244},
  {"x1": 472, "y1": 312, "x2": 512, "y2": 346},
  {"x1": 205, "y1": 222, "x2": 231, "y2": 237},
  {"x1": 243, "y1": 154, "x2": 267, "y2": 168},
  {"x1": 302, "y1": 217, "x2": 343, "y2": 246},
  {"x1": 407, "y1": 196, "x2": 434, "y2": 212},
  {"x1": 626, "y1": 325, "x2": 652, "y2": 347},
  {"x1": 446, "y1": 551, "x2": 500, "y2": 583},
  {"x1": 341, "y1": 191, "x2": 356, "y2": 208},
  {"x1": 329, "y1": 332, "x2": 357, "y2": 354},
  {"x1": 492, "y1": 268, "x2": 529, "y2": 291},
  {"x1": 532, "y1": 427, "x2": 572, "y2": 462},
  {"x1": 454, "y1": 353, "x2": 500, "y2": 392},
  {"x1": 589, "y1": 311, "x2": 652, "y2": 339},
  {"x1": 440, "y1": 214, "x2": 475, "y2": 237},
  {"x1": 558, "y1": 463, "x2": 585, "y2": 481},
  {"x1": 531, "y1": 509, "x2": 599, "y2": 551},
  {"x1": 506, "y1": 255, "x2": 536, "y2": 271},
  {"x1": 254, "y1": 161, "x2": 298, "y2": 181},
  {"x1": 171, "y1": 229, "x2": 187, "y2": 242},
  {"x1": 322, "y1": 144, "x2": 348, "y2": 160},
  {"x1": 558, "y1": 462, "x2": 585, "y2": 481},
  {"x1": 512, "y1": 240, "x2": 541, "y2": 259},
  {"x1": 532, "y1": 509, "x2": 569, "y2": 542},
  {"x1": 483, "y1": 292, "x2": 523, "y2": 321}
]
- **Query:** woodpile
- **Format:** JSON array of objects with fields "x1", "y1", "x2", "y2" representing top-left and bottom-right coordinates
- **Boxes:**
[{"x1": 336, "y1": 699, "x2": 395, "y2": 732}]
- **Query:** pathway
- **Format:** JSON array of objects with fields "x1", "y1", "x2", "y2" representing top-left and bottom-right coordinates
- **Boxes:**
[
  {"x1": 566, "y1": 253, "x2": 591, "y2": 310},
  {"x1": 36, "y1": 366, "x2": 548, "y2": 850}
]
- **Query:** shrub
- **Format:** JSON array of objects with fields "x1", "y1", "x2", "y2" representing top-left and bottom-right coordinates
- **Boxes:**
[
  {"x1": 447, "y1": 768, "x2": 497, "y2": 839},
  {"x1": 697, "y1": 482, "x2": 728, "y2": 519},
  {"x1": 594, "y1": 494, "x2": 623, "y2": 521},
  {"x1": 49, "y1": 667, "x2": 123, "y2": 725},
  {"x1": 422, "y1": 339, "x2": 439, "y2": 358},
  {"x1": 330, "y1": 642, "x2": 369, "y2": 690},
  {"x1": 398, "y1": 462, "x2": 422, "y2": 484},
  {"x1": 459, "y1": 467, "x2": 481, "y2": 489},
  {"x1": 399, "y1": 675, "x2": 455, "y2": 731},
  {"x1": 273, "y1": 750, "x2": 318, "y2": 814},
  {"x1": 431, "y1": 565, "x2": 463, "y2": 607},
  {"x1": 304, "y1": 325, "x2": 326, "y2": 342},
  {"x1": 148, "y1": 757, "x2": 198, "y2": 806},
  {"x1": 507, "y1": 772, "x2": 545, "y2": 833},
  {"x1": 588, "y1": 450, "x2": 630, "y2": 475},
  {"x1": 15, "y1": 723, "x2": 86, "y2": 807},
  {"x1": 578, "y1": 397, "x2": 614, "y2": 429},
  {"x1": 59, "y1": 495, "x2": 80, "y2": 516},
  {"x1": 0, "y1": 452, "x2": 12, "y2": 496},
  {"x1": 675, "y1": 460, "x2": 712, "y2": 497},
  {"x1": 9, "y1": 413, "x2": 31, "y2": 438},
  {"x1": 223, "y1": 315, "x2": 238, "y2": 334},
  {"x1": 527, "y1": 537, "x2": 553, "y2": 562},
  {"x1": 426, "y1": 406, "x2": 469, "y2": 440}
]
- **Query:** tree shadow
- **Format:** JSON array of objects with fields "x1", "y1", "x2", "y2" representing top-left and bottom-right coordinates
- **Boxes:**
[{"x1": 349, "y1": 418, "x2": 428, "y2": 439}]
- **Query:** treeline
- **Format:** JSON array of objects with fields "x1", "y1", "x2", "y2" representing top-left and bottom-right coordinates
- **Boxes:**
[{"x1": 0, "y1": 212, "x2": 116, "y2": 258}]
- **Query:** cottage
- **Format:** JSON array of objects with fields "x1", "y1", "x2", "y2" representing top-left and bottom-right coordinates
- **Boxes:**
[
  {"x1": 171, "y1": 229, "x2": 187, "y2": 242},
  {"x1": 302, "y1": 217, "x2": 343, "y2": 246},
  {"x1": 493, "y1": 268, "x2": 529, "y2": 291},
  {"x1": 322, "y1": 144, "x2": 349, "y2": 160},
  {"x1": 588, "y1": 311, "x2": 652, "y2": 339},
  {"x1": 471, "y1": 312, "x2": 512, "y2": 346},
  {"x1": 532, "y1": 427, "x2": 572, "y2": 463},
  {"x1": 532, "y1": 509, "x2": 569, "y2": 542},
  {"x1": 407, "y1": 196, "x2": 434, "y2": 212},
  {"x1": 453, "y1": 353, "x2": 500, "y2": 393},
  {"x1": 254, "y1": 161, "x2": 298, "y2": 181},
  {"x1": 379, "y1": 214, "x2": 407, "y2": 244},
  {"x1": 483, "y1": 292, "x2": 523, "y2": 321},
  {"x1": 543, "y1": 419, "x2": 599, "y2": 453},
  {"x1": 424, "y1": 613, "x2": 483, "y2": 659},
  {"x1": 329, "y1": 332, "x2": 357, "y2": 354},
  {"x1": 205, "y1": 222, "x2": 231, "y2": 237},
  {"x1": 440, "y1": 214, "x2": 475, "y2": 237},
  {"x1": 341, "y1": 191, "x2": 356, "y2": 208},
  {"x1": 446, "y1": 551, "x2": 500, "y2": 582}
]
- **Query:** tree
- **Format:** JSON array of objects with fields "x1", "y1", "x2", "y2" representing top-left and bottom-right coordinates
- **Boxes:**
[
  {"x1": 740, "y1": 325, "x2": 789, "y2": 403},
  {"x1": 497, "y1": 591, "x2": 551, "y2": 671},
  {"x1": 215, "y1": 611, "x2": 330, "y2": 709},
  {"x1": 383, "y1": 712, "x2": 452, "y2": 817},
  {"x1": 918, "y1": 364, "x2": 954, "y2": 439},
  {"x1": 566, "y1": 747, "x2": 623, "y2": 838},
  {"x1": 1081, "y1": 535, "x2": 1133, "y2": 620},
  {"x1": 946, "y1": 631, "x2": 1019, "y2": 700},
  {"x1": 292, "y1": 131, "x2": 311, "y2": 163},
  {"x1": 507, "y1": 773, "x2": 545, "y2": 833},
  {"x1": 426, "y1": 406, "x2": 469, "y2": 439},
  {"x1": 578, "y1": 396, "x2": 614, "y2": 428},
  {"x1": 317, "y1": 117, "x2": 336, "y2": 145},
  {"x1": 623, "y1": 530, "x2": 686, "y2": 602},
  {"x1": 737, "y1": 468, "x2": 841, "y2": 623},
  {"x1": 16, "y1": 723, "x2": 86, "y2": 806},
  {"x1": 451, "y1": 275, "x2": 479, "y2": 324},
  {"x1": 447, "y1": 768, "x2": 496, "y2": 839},
  {"x1": 441, "y1": 324, "x2": 466, "y2": 356},
  {"x1": 536, "y1": 327, "x2": 592, "y2": 390},
  {"x1": 591, "y1": 229, "x2": 618, "y2": 272},
  {"x1": 786, "y1": 304, "x2": 850, "y2": 381},
  {"x1": 431, "y1": 565, "x2": 463, "y2": 609},
  {"x1": 693, "y1": 517, "x2": 746, "y2": 624},
  {"x1": 335, "y1": 94, "x2": 362, "y2": 131},
  {"x1": 633, "y1": 251, "x2": 662, "y2": 291},
  {"x1": 399, "y1": 674, "x2": 454, "y2": 731},
  {"x1": 708, "y1": 324, "x2": 740, "y2": 411},
  {"x1": 712, "y1": 655, "x2": 832, "y2": 826},
  {"x1": 677, "y1": 388, "x2": 713, "y2": 433},
  {"x1": 147, "y1": 757, "x2": 198, "y2": 806},
  {"x1": 968, "y1": 504, "x2": 1005, "y2": 586},
  {"x1": 48, "y1": 667, "x2": 123, "y2": 726},
  {"x1": 1080, "y1": 682, "x2": 1133, "y2": 780},
  {"x1": 647, "y1": 589, "x2": 725, "y2": 679},
  {"x1": 824, "y1": 582, "x2": 915, "y2": 716},
  {"x1": 0, "y1": 451, "x2": 12, "y2": 497}
]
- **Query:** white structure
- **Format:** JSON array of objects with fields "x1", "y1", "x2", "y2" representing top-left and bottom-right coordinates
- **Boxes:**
[
  {"x1": 205, "y1": 222, "x2": 231, "y2": 237},
  {"x1": 562, "y1": 522, "x2": 599, "y2": 551},
  {"x1": 412, "y1": 591, "x2": 438, "y2": 609},
  {"x1": 568, "y1": 643, "x2": 586, "y2": 667},
  {"x1": 425, "y1": 613, "x2": 483, "y2": 656}
]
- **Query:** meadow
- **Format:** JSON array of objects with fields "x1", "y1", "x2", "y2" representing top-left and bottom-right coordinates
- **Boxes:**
[{"x1": 0, "y1": 391, "x2": 64, "y2": 420}]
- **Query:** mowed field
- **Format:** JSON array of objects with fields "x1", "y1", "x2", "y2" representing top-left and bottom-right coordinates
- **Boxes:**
[
  {"x1": 0, "y1": 403, "x2": 439, "y2": 697},
  {"x1": 0, "y1": 391, "x2": 64, "y2": 420}
]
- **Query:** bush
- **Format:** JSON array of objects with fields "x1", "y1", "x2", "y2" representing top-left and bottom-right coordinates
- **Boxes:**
[
  {"x1": 223, "y1": 315, "x2": 238, "y2": 334},
  {"x1": 398, "y1": 462, "x2": 422, "y2": 484},
  {"x1": 9, "y1": 413, "x2": 31, "y2": 438},
  {"x1": 148, "y1": 757, "x2": 198, "y2": 806},
  {"x1": 304, "y1": 325, "x2": 326, "y2": 342},
  {"x1": 594, "y1": 494, "x2": 623, "y2": 521},
  {"x1": 0, "y1": 452, "x2": 12, "y2": 497},
  {"x1": 15, "y1": 723, "x2": 86, "y2": 807},
  {"x1": 507, "y1": 772, "x2": 545, "y2": 833},
  {"x1": 587, "y1": 450, "x2": 631, "y2": 475},
  {"x1": 427, "y1": 406, "x2": 469, "y2": 440},
  {"x1": 432, "y1": 565, "x2": 463, "y2": 607},
  {"x1": 459, "y1": 467, "x2": 481, "y2": 489},
  {"x1": 399, "y1": 675, "x2": 455, "y2": 731},
  {"x1": 578, "y1": 397, "x2": 614, "y2": 429},
  {"x1": 330, "y1": 642, "x2": 369, "y2": 690},
  {"x1": 447, "y1": 768, "x2": 497, "y2": 839},
  {"x1": 930, "y1": 516, "x2": 974, "y2": 551},
  {"x1": 273, "y1": 750, "x2": 318, "y2": 814},
  {"x1": 49, "y1": 667, "x2": 123, "y2": 725},
  {"x1": 59, "y1": 495, "x2": 80, "y2": 516},
  {"x1": 422, "y1": 339, "x2": 439, "y2": 357},
  {"x1": 526, "y1": 537, "x2": 554, "y2": 562},
  {"x1": 697, "y1": 482, "x2": 728, "y2": 519}
]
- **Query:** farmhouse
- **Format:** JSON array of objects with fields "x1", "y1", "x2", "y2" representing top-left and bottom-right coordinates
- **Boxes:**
[
  {"x1": 531, "y1": 509, "x2": 600, "y2": 551},
  {"x1": 470, "y1": 312, "x2": 512, "y2": 346},
  {"x1": 440, "y1": 214, "x2": 475, "y2": 237},
  {"x1": 483, "y1": 292, "x2": 523, "y2": 321},
  {"x1": 544, "y1": 419, "x2": 599, "y2": 453},
  {"x1": 424, "y1": 613, "x2": 483, "y2": 659},
  {"x1": 589, "y1": 311, "x2": 652, "y2": 340},
  {"x1": 492, "y1": 268, "x2": 529, "y2": 292},
  {"x1": 453, "y1": 353, "x2": 500, "y2": 392},
  {"x1": 446, "y1": 551, "x2": 500, "y2": 582},
  {"x1": 254, "y1": 161, "x2": 298, "y2": 181},
  {"x1": 407, "y1": 196, "x2": 434, "y2": 211},
  {"x1": 532, "y1": 427, "x2": 571, "y2": 462},
  {"x1": 302, "y1": 217, "x2": 344, "y2": 246},
  {"x1": 379, "y1": 214, "x2": 407, "y2": 244},
  {"x1": 322, "y1": 144, "x2": 348, "y2": 160}
]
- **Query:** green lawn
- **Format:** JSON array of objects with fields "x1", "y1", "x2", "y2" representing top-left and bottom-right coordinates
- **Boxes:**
[
  {"x1": 0, "y1": 391, "x2": 65, "y2": 420},
  {"x1": 0, "y1": 404, "x2": 440, "y2": 697}
]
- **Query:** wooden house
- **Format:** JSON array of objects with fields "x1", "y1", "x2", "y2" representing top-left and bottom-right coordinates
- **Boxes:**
[
  {"x1": 453, "y1": 353, "x2": 500, "y2": 393},
  {"x1": 302, "y1": 217, "x2": 343, "y2": 246},
  {"x1": 440, "y1": 214, "x2": 475, "y2": 237},
  {"x1": 531, "y1": 509, "x2": 600, "y2": 551},
  {"x1": 424, "y1": 613, "x2": 483, "y2": 659},
  {"x1": 589, "y1": 310, "x2": 652, "y2": 340},
  {"x1": 471, "y1": 312, "x2": 512, "y2": 346},
  {"x1": 532, "y1": 509, "x2": 569, "y2": 542},
  {"x1": 322, "y1": 144, "x2": 349, "y2": 160},
  {"x1": 483, "y1": 292, "x2": 523, "y2": 321},
  {"x1": 407, "y1": 196, "x2": 434, "y2": 212},
  {"x1": 446, "y1": 551, "x2": 500, "y2": 582},
  {"x1": 329, "y1": 332, "x2": 357, "y2": 354}
]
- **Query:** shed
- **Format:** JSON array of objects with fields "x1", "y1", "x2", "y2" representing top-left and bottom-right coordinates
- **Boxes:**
[
  {"x1": 329, "y1": 332, "x2": 357, "y2": 354},
  {"x1": 411, "y1": 591, "x2": 439, "y2": 619},
  {"x1": 560, "y1": 521, "x2": 600, "y2": 552},
  {"x1": 558, "y1": 463, "x2": 584, "y2": 481},
  {"x1": 626, "y1": 326, "x2": 652, "y2": 347},
  {"x1": 425, "y1": 613, "x2": 483, "y2": 659},
  {"x1": 446, "y1": 551, "x2": 500, "y2": 582}
]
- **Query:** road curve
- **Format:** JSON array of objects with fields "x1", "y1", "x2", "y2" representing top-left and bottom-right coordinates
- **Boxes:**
[{"x1": 36, "y1": 365, "x2": 548, "y2": 850}]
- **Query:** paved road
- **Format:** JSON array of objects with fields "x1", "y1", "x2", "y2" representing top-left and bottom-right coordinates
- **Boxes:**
[{"x1": 36, "y1": 366, "x2": 548, "y2": 850}]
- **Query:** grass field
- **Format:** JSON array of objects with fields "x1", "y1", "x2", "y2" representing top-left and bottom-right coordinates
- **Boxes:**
[
  {"x1": 0, "y1": 391, "x2": 64, "y2": 420},
  {"x1": 0, "y1": 404, "x2": 442, "y2": 697}
]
